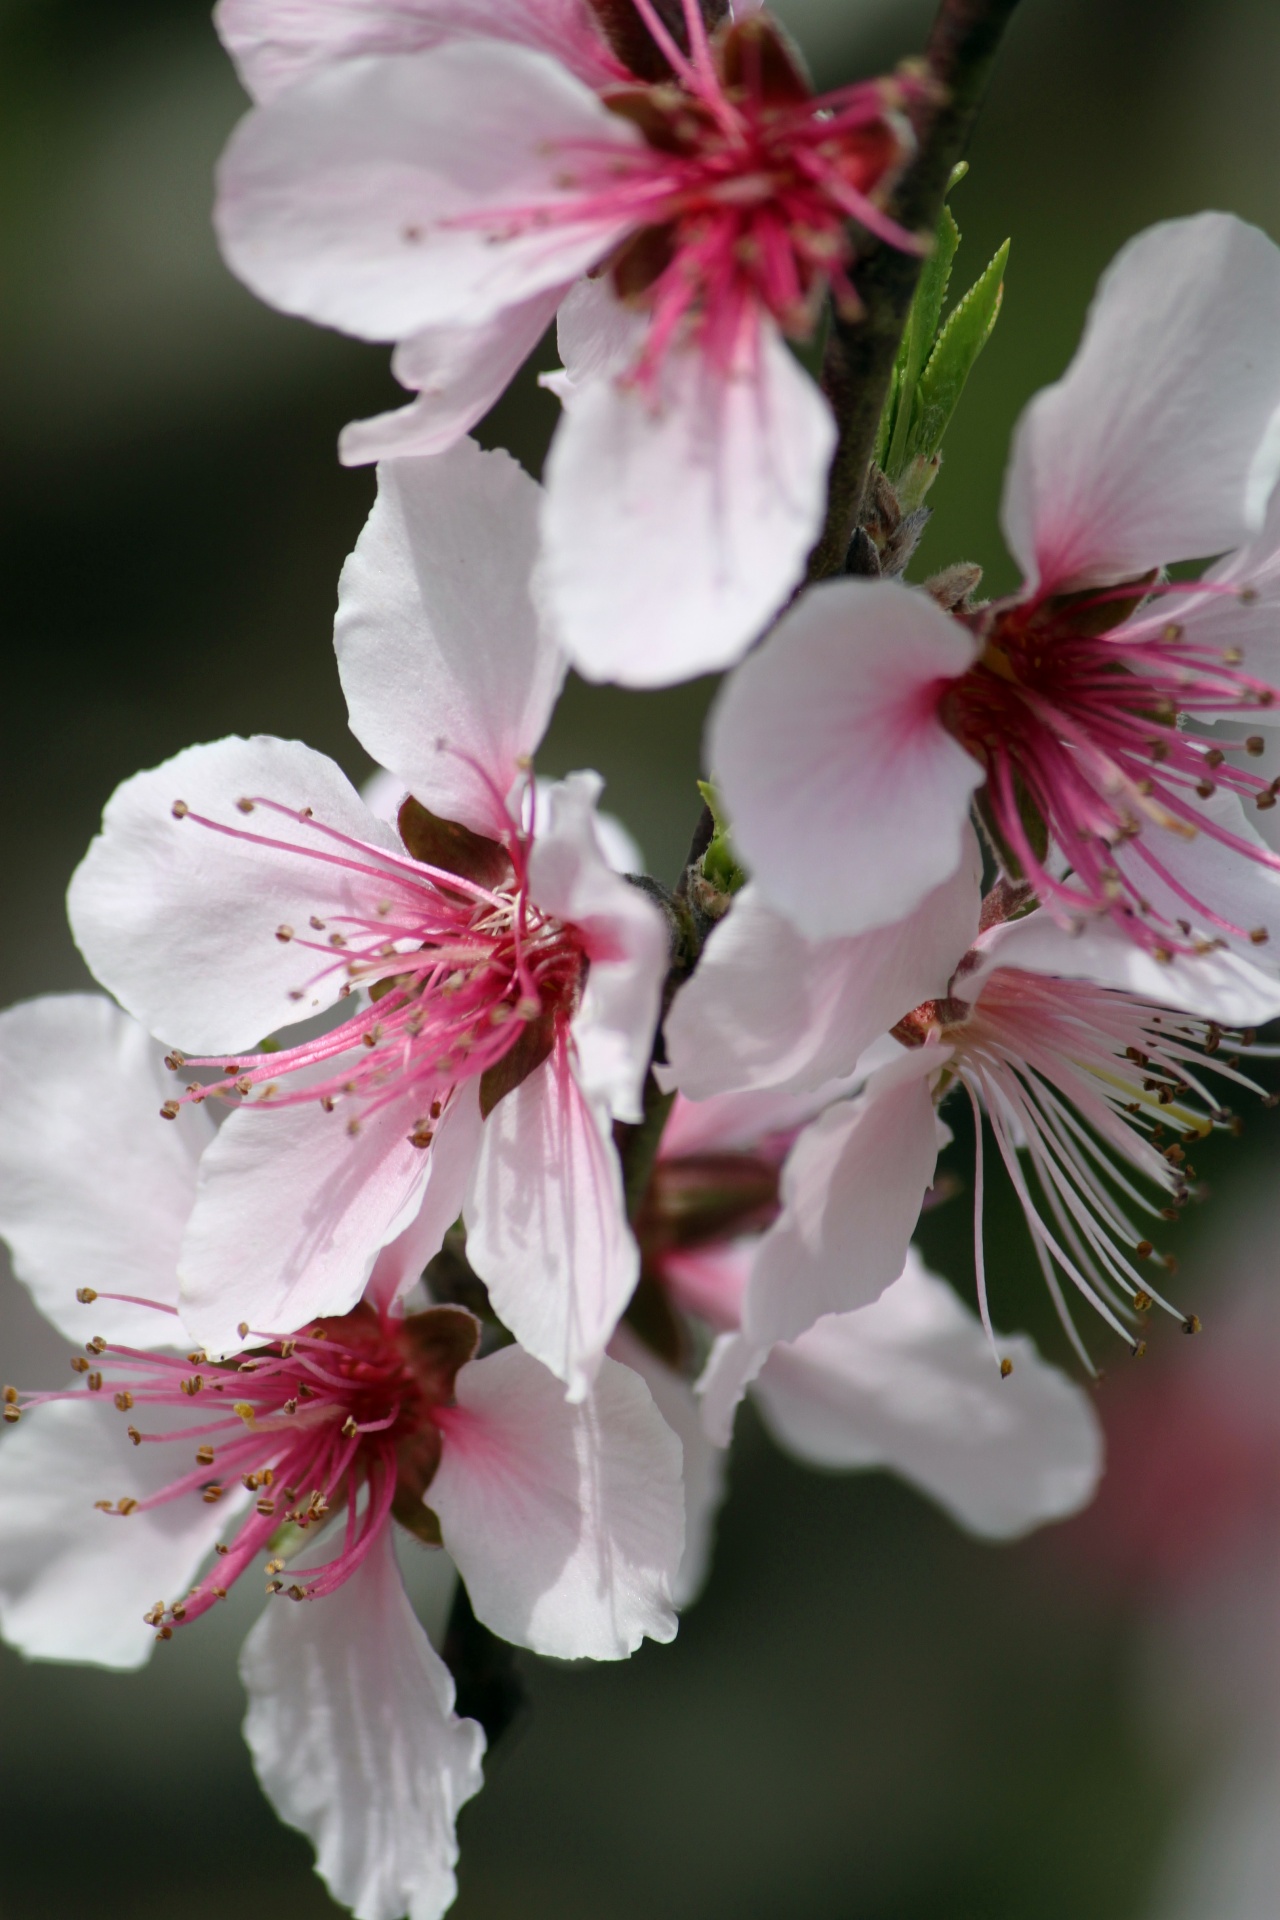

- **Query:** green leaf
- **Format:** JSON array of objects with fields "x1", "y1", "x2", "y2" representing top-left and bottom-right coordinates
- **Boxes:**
[
  {"x1": 884, "y1": 203, "x2": 960, "y2": 476},
  {"x1": 695, "y1": 779, "x2": 746, "y2": 896},
  {"x1": 907, "y1": 238, "x2": 1009, "y2": 478}
]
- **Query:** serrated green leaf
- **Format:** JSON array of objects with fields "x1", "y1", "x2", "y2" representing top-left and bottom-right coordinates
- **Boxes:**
[{"x1": 909, "y1": 238, "x2": 1009, "y2": 474}]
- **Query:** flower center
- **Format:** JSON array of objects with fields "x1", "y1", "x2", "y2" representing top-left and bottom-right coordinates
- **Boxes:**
[
  {"x1": 442, "y1": 8, "x2": 919, "y2": 381},
  {"x1": 164, "y1": 792, "x2": 587, "y2": 1141},
  {"x1": 7, "y1": 1299, "x2": 479, "y2": 1636},
  {"x1": 943, "y1": 584, "x2": 1280, "y2": 955}
]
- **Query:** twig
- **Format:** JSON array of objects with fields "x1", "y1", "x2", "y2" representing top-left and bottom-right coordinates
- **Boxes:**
[{"x1": 806, "y1": 0, "x2": 1023, "y2": 581}]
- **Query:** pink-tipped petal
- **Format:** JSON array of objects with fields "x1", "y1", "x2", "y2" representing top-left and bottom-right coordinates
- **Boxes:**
[
  {"x1": 336, "y1": 441, "x2": 565, "y2": 837},
  {"x1": 68, "y1": 735, "x2": 399, "y2": 1054},
  {"x1": 430, "y1": 1344, "x2": 682, "y2": 1658},
  {"x1": 0, "y1": 1398, "x2": 245, "y2": 1671},
  {"x1": 711, "y1": 578, "x2": 983, "y2": 939},
  {"x1": 540, "y1": 317, "x2": 835, "y2": 686},
  {"x1": 753, "y1": 1248, "x2": 1103, "y2": 1539},
  {"x1": 339, "y1": 289, "x2": 564, "y2": 466},
  {"x1": 664, "y1": 840, "x2": 980, "y2": 1099},
  {"x1": 215, "y1": 43, "x2": 639, "y2": 341},
  {"x1": 241, "y1": 1525, "x2": 485, "y2": 1920},
  {"x1": 465, "y1": 1043, "x2": 637, "y2": 1399},
  {"x1": 1002, "y1": 213, "x2": 1280, "y2": 594},
  {"x1": 179, "y1": 1082, "x2": 482, "y2": 1353},
  {"x1": 216, "y1": 0, "x2": 619, "y2": 103},
  {"x1": 528, "y1": 772, "x2": 668, "y2": 1121},
  {"x1": 0, "y1": 997, "x2": 211, "y2": 1346}
]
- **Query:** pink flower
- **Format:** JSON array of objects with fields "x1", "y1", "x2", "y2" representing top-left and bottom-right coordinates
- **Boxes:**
[
  {"x1": 621, "y1": 1083, "x2": 1103, "y2": 1553},
  {"x1": 662, "y1": 853, "x2": 1280, "y2": 1425},
  {"x1": 67, "y1": 442, "x2": 668, "y2": 1394},
  {"x1": 213, "y1": 0, "x2": 921, "y2": 683},
  {"x1": 0, "y1": 993, "x2": 684, "y2": 1920},
  {"x1": 712, "y1": 214, "x2": 1280, "y2": 953}
]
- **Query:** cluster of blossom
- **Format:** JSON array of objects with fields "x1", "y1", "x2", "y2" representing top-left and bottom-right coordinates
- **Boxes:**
[{"x1": 3, "y1": 2, "x2": 1280, "y2": 1917}]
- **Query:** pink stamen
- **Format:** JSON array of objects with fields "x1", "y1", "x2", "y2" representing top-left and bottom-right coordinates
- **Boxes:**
[
  {"x1": 9, "y1": 1299, "x2": 475, "y2": 1636},
  {"x1": 440, "y1": 19, "x2": 922, "y2": 386},
  {"x1": 166, "y1": 785, "x2": 586, "y2": 1142},
  {"x1": 950, "y1": 580, "x2": 1280, "y2": 956}
]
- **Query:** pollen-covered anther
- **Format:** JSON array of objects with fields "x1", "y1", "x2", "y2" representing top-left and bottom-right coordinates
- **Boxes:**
[
  {"x1": 201, "y1": 1484, "x2": 225, "y2": 1504},
  {"x1": 159, "y1": 1100, "x2": 180, "y2": 1121},
  {"x1": 116, "y1": 1497, "x2": 139, "y2": 1515},
  {"x1": 1183, "y1": 1314, "x2": 1202, "y2": 1335},
  {"x1": 171, "y1": 800, "x2": 189, "y2": 819},
  {"x1": 235, "y1": 797, "x2": 255, "y2": 815},
  {"x1": 1132, "y1": 1289, "x2": 1154, "y2": 1314},
  {"x1": 75, "y1": 1287, "x2": 97, "y2": 1304},
  {"x1": 196, "y1": 1444, "x2": 215, "y2": 1467},
  {"x1": 999, "y1": 1357, "x2": 1013, "y2": 1379},
  {"x1": 275, "y1": 924, "x2": 294, "y2": 943},
  {"x1": 70, "y1": 1355, "x2": 90, "y2": 1374},
  {"x1": 1250, "y1": 927, "x2": 1269, "y2": 945},
  {"x1": 265, "y1": 1558, "x2": 285, "y2": 1576}
]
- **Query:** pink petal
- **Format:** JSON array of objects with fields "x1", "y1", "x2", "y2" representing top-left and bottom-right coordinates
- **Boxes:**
[
  {"x1": 0, "y1": 996, "x2": 212, "y2": 1346},
  {"x1": 1177, "y1": 476, "x2": 1280, "y2": 692},
  {"x1": 431, "y1": 1344, "x2": 682, "y2": 1657},
  {"x1": 1002, "y1": 214, "x2": 1280, "y2": 594},
  {"x1": 663, "y1": 843, "x2": 980, "y2": 1099},
  {"x1": 339, "y1": 289, "x2": 564, "y2": 466},
  {"x1": 711, "y1": 578, "x2": 983, "y2": 939},
  {"x1": 240, "y1": 1527, "x2": 485, "y2": 1920},
  {"x1": 753, "y1": 1248, "x2": 1103, "y2": 1539},
  {"x1": 528, "y1": 772, "x2": 668, "y2": 1121},
  {"x1": 540, "y1": 317, "x2": 836, "y2": 685},
  {"x1": 68, "y1": 735, "x2": 400, "y2": 1054},
  {"x1": 179, "y1": 1081, "x2": 482, "y2": 1352},
  {"x1": 215, "y1": 42, "x2": 639, "y2": 341},
  {"x1": 464, "y1": 1042, "x2": 637, "y2": 1399},
  {"x1": 336, "y1": 440, "x2": 565, "y2": 837},
  {"x1": 0, "y1": 1398, "x2": 246, "y2": 1670},
  {"x1": 216, "y1": 0, "x2": 620, "y2": 103}
]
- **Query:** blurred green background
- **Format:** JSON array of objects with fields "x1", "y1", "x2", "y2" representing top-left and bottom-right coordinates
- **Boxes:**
[{"x1": 4, "y1": 0, "x2": 1280, "y2": 1914}]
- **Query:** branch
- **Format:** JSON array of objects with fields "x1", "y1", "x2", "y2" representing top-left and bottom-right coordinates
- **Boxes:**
[{"x1": 806, "y1": 0, "x2": 1023, "y2": 581}]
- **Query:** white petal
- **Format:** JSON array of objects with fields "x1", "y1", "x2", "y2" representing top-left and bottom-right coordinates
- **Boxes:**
[
  {"x1": 339, "y1": 289, "x2": 563, "y2": 465},
  {"x1": 68, "y1": 735, "x2": 400, "y2": 1053},
  {"x1": 1108, "y1": 784, "x2": 1280, "y2": 975},
  {"x1": 962, "y1": 897, "x2": 1280, "y2": 1028},
  {"x1": 216, "y1": 43, "x2": 638, "y2": 341},
  {"x1": 551, "y1": 273, "x2": 648, "y2": 391},
  {"x1": 1002, "y1": 213, "x2": 1280, "y2": 593},
  {"x1": 431, "y1": 1344, "x2": 681, "y2": 1658},
  {"x1": 528, "y1": 772, "x2": 667, "y2": 1119},
  {"x1": 608, "y1": 1325, "x2": 727, "y2": 1609},
  {"x1": 465, "y1": 1044, "x2": 637, "y2": 1399},
  {"x1": 663, "y1": 843, "x2": 980, "y2": 1099},
  {"x1": 0, "y1": 1398, "x2": 241, "y2": 1670},
  {"x1": 241, "y1": 1527, "x2": 485, "y2": 1920},
  {"x1": 336, "y1": 441, "x2": 566, "y2": 837},
  {"x1": 1173, "y1": 477, "x2": 1280, "y2": 691},
  {"x1": 752, "y1": 1249, "x2": 1104, "y2": 1539},
  {"x1": 710, "y1": 578, "x2": 983, "y2": 939},
  {"x1": 179, "y1": 1081, "x2": 481, "y2": 1352},
  {"x1": 658, "y1": 1086, "x2": 835, "y2": 1158},
  {"x1": 540, "y1": 317, "x2": 836, "y2": 685},
  {"x1": 216, "y1": 0, "x2": 619, "y2": 103},
  {"x1": 0, "y1": 996, "x2": 212, "y2": 1346},
  {"x1": 742, "y1": 1051, "x2": 943, "y2": 1351}
]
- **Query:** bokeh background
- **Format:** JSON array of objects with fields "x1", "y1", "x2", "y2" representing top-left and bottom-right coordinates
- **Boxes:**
[{"x1": 4, "y1": 0, "x2": 1280, "y2": 1913}]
